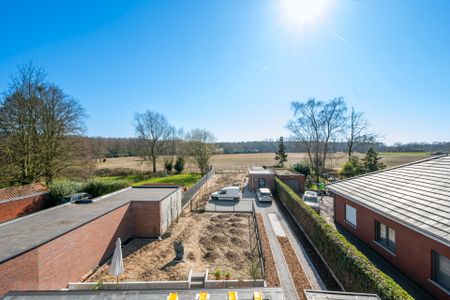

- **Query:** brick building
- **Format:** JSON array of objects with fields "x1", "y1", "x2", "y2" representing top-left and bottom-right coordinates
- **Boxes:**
[
  {"x1": 248, "y1": 167, "x2": 275, "y2": 191},
  {"x1": 272, "y1": 169, "x2": 305, "y2": 193},
  {"x1": 328, "y1": 155, "x2": 450, "y2": 300},
  {"x1": 248, "y1": 167, "x2": 305, "y2": 193},
  {"x1": 0, "y1": 183, "x2": 49, "y2": 223},
  {"x1": 0, "y1": 186, "x2": 182, "y2": 296}
]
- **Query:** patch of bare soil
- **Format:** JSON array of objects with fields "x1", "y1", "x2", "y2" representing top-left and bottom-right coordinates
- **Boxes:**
[
  {"x1": 256, "y1": 214, "x2": 280, "y2": 287},
  {"x1": 278, "y1": 236, "x2": 312, "y2": 300},
  {"x1": 88, "y1": 212, "x2": 259, "y2": 282}
]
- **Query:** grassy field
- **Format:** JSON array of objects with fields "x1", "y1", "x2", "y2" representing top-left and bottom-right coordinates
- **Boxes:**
[
  {"x1": 96, "y1": 152, "x2": 433, "y2": 173},
  {"x1": 132, "y1": 173, "x2": 202, "y2": 187},
  {"x1": 95, "y1": 173, "x2": 202, "y2": 188}
]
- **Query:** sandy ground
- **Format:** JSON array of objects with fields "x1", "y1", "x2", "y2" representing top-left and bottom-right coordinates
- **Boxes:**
[
  {"x1": 87, "y1": 212, "x2": 260, "y2": 282},
  {"x1": 96, "y1": 152, "x2": 430, "y2": 173}
]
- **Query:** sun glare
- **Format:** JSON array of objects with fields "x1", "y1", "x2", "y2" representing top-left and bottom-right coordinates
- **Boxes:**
[{"x1": 281, "y1": 0, "x2": 329, "y2": 26}]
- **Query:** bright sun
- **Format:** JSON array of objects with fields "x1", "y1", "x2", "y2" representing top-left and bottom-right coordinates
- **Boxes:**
[{"x1": 280, "y1": 0, "x2": 329, "y2": 26}]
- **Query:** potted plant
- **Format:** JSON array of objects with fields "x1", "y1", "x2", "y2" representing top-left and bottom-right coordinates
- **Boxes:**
[
  {"x1": 225, "y1": 271, "x2": 231, "y2": 280},
  {"x1": 214, "y1": 268, "x2": 221, "y2": 280}
]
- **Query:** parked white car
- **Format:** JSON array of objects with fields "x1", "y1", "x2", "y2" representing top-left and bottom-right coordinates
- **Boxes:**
[
  {"x1": 256, "y1": 188, "x2": 273, "y2": 203},
  {"x1": 303, "y1": 191, "x2": 320, "y2": 212},
  {"x1": 211, "y1": 186, "x2": 242, "y2": 201}
]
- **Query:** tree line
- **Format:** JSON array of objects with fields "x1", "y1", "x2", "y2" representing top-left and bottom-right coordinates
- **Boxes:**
[{"x1": 0, "y1": 63, "x2": 217, "y2": 187}]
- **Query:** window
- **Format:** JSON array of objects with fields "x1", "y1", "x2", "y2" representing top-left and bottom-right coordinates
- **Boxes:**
[
  {"x1": 433, "y1": 251, "x2": 450, "y2": 292},
  {"x1": 375, "y1": 221, "x2": 396, "y2": 253},
  {"x1": 258, "y1": 178, "x2": 266, "y2": 188},
  {"x1": 345, "y1": 204, "x2": 357, "y2": 227}
]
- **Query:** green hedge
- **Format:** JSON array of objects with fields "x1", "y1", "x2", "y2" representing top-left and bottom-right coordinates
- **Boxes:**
[
  {"x1": 275, "y1": 178, "x2": 412, "y2": 300},
  {"x1": 49, "y1": 178, "x2": 130, "y2": 204}
]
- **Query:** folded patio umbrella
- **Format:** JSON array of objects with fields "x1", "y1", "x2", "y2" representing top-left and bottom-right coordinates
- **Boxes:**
[{"x1": 109, "y1": 237, "x2": 123, "y2": 287}]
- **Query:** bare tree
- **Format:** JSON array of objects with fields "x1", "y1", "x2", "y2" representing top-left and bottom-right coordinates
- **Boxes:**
[
  {"x1": 134, "y1": 111, "x2": 175, "y2": 172},
  {"x1": 186, "y1": 129, "x2": 216, "y2": 175},
  {"x1": 0, "y1": 62, "x2": 86, "y2": 186},
  {"x1": 287, "y1": 97, "x2": 347, "y2": 182},
  {"x1": 347, "y1": 108, "x2": 377, "y2": 159}
]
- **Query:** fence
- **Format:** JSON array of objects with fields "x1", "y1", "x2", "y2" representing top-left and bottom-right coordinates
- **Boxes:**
[
  {"x1": 182, "y1": 168, "x2": 215, "y2": 208},
  {"x1": 214, "y1": 168, "x2": 247, "y2": 174},
  {"x1": 249, "y1": 201, "x2": 265, "y2": 280}
]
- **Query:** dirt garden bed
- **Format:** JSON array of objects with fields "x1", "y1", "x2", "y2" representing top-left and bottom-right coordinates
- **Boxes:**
[
  {"x1": 278, "y1": 236, "x2": 312, "y2": 300},
  {"x1": 88, "y1": 212, "x2": 261, "y2": 282},
  {"x1": 256, "y1": 213, "x2": 280, "y2": 287}
]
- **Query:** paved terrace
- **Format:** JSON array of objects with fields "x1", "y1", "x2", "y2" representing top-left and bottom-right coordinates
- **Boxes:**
[
  {"x1": 2, "y1": 288, "x2": 285, "y2": 300},
  {"x1": 0, "y1": 186, "x2": 179, "y2": 264}
]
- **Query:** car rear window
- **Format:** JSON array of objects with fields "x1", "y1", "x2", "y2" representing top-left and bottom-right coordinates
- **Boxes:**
[{"x1": 304, "y1": 196, "x2": 318, "y2": 203}]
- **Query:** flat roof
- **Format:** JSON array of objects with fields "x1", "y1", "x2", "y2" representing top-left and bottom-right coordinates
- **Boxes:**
[
  {"x1": 272, "y1": 169, "x2": 302, "y2": 176},
  {"x1": 304, "y1": 290, "x2": 380, "y2": 299},
  {"x1": 328, "y1": 154, "x2": 450, "y2": 246},
  {"x1": 248, "y1": 167, "x2": 273, "y2": 175},
  {"x1": 0, "y1": 186, "x2": 179, "y2": 264},
  {"x1": 1, "y1": 288, "x2": 285, "y2": 299}
]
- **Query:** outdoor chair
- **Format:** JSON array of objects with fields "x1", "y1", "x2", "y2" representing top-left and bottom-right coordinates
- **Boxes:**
[
  {"x1": 167, "y1": 292, "x2": 178, "y2": 300},
  {"x1": 253, "y1": 291, "x2": 263, "y2": 300},
  {"x1": 196, "y1": 291, "x2": 210, "y2": 300},
  {"x1": 228, "y1": 291, "x2": 238, "y2": 300}
]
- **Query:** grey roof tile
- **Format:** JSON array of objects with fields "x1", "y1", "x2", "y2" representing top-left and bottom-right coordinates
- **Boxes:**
[{"x1": 328, "y1": 155, "x2": 450, "y2": 246}]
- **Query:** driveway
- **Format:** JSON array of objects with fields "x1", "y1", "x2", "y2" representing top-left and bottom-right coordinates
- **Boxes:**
[
  {"x1": 203, "y1": 185, "x2": 325, "y2": 299},
  {"x1": 204, "y1": 197, "x2": 253, "y2": 212}
]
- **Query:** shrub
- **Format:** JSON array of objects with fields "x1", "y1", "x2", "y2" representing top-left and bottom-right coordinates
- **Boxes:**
[
  {"x1": 48, "y1": 179, "x2": 85, "y2": 204},
  {"x1": 49, "y1": 178, "x2": 130, "y2": 203},
  {"x1": 292, "y1": 160, "x2": 311, "y2": 177},
  {"x1": 275, "y1": 179, "x2": 412, "y2": 300},
  {"x1": 339, "y1": 157, "x2": 366, "y2": 178},
  {"x1": 164, "y1": 160, "x2": 174, "y2": 174},
  {"x1": 83, "y1": 179, "x2": 129, "y2": 197},
  {"x1": 214, "y1": 268, "x2": 222, "y2": 279},
  {"x1": 174, "y1": 156, "x2": 185, "y2": 174}
]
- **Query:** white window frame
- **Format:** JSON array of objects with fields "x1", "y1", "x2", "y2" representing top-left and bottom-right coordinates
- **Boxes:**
[{"x1": 345, "y1": 204, "x2": 357, "y2": 227}]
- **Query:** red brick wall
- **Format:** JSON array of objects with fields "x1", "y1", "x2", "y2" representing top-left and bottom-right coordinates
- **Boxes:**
[
  {"x1": 249, "y1": 174, "x2": 275, "y2": 191},
  {"x1": 277, "y1": 175, "x2": 305, "y2": 193},
  {"x1": 131, "y1": 201, "x2": 160, "y2": 237},
  {"x1": 0, "y1": 193, "x2": 49, "y2": 223},
  {"x1": 0, "y1": 203, "x2": 133, "y2": 294},
  {"x1": 335, "y1": 194, "x2": 450, "y2": 300}
]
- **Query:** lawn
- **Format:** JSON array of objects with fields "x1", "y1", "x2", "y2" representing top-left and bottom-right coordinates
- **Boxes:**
[{"x1": 132, "y1": 173, "x2": 202, "y2": 187}]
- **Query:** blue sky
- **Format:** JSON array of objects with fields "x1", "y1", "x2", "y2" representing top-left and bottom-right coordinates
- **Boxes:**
[{"x1": 0, "y1": 0, "x2": 449, "y2": 144}]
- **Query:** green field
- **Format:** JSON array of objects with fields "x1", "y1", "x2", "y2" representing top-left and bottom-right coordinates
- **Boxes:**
[
  {"x1": 95, "y1": 173, "x2": 202, "y2": 188},
  {"x1": 132, "y1": 173, "x2": 202, "y2": 187}
]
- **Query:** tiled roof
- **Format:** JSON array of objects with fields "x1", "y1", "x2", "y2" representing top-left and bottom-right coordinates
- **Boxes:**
[
  {"x1": 0, "y1": 183, "x2": 48, "y2": 201},
  {"x1": 328, "y1": 154, "x2": 450, "y2": 246}
]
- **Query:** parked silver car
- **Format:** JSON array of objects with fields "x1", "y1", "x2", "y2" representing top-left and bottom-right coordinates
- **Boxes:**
[
  {"x1": 62, "y1": 192, "x2": 93, "y2": 204},
  {"x1": 303, "y1": 191, "x2": 320, "y2": 212},
  {"x1": 256, "y1": 188, "x2": 273, "y2": 203}
]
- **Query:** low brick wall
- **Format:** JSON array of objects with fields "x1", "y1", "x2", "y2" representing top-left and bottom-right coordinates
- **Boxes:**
[
  {"x1": 68, "y1": 281, "x2": 190, "y2": 290},
  {"x1": 0, "y1": 193, "x2": 49, "y2": 223}
]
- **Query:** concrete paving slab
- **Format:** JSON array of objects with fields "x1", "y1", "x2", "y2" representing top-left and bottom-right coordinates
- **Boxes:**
[
  {"x1": 204, "y1": 198, "x2": 253, "y2": 212},
  {"x1": 268, "y1": 213, "x2": 286, "y2": 237}
]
